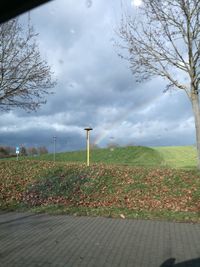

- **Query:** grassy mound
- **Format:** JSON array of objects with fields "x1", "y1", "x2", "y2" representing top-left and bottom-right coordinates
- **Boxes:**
[
  {"x1": 37, "y1": 146, "x2": 164, "y2": 167},
  {"x1": 3, "y1": 145, "x2": 198, "y2": 169}
]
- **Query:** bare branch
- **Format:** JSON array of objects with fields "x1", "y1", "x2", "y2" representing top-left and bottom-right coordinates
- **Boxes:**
[
  {"x1": 0, "y1": 18, "x2": 56, "y2": 111},
  {"x1": 118, "y1": 0, "x2": 200, "y2": 97}
]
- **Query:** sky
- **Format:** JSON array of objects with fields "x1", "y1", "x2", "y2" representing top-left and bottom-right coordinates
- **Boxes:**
[{"x1": 0, "y1": 0, "x2": 196, "y2": 152}]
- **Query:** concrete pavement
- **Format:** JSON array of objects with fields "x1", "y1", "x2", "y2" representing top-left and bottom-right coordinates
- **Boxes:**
[{"x1": 0, "y1": 212, "x2": 200, "y2": 267}]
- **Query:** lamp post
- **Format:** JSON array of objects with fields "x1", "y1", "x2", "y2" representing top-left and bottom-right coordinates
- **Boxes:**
[
  {"x1": 84, "y1": 127, "x2": 93, "y2": 166},
  {"x1": 53, "y1": 136, "x2": 57, "y2": 162}
]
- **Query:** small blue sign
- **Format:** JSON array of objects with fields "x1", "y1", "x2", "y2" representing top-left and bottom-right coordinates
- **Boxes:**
[{"x1": 16, "y1": 146, "x2": 20, "y2": 154}]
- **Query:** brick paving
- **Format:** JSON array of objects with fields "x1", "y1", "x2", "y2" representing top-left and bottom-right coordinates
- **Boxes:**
[{"x1": 0, "y1": 211, "x2": 200, "y2": 267}]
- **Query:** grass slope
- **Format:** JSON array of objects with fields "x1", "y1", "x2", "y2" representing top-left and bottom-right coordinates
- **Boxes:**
[
  {"x1": 38, "y1": 146, "x2": 164, "y2": 167},
  {"x1": 154, "y1": 146, "x2": 197, "y2": 169},
  {"x1": 3, "y1": 145, "x2": 198, "y2": 168},
  {"x1": 37, "y1": 145, "x2": 198, "y2": 169}
]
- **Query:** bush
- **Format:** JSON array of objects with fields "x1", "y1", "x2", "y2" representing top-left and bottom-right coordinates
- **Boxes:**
[
  {"x1": 0, "y1": 146, "x2": 9, "y2": 156},
  {"x1": 20, "y1": 146, "x2": 27, "y2": 156}
]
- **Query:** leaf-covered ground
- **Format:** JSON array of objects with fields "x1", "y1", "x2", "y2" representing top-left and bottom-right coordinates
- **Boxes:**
[{"x1": 1, "y1": 160, "x2": 200, "y2": 222}]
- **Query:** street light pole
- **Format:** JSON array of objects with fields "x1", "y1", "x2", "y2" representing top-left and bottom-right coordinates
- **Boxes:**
[
  {"x1": 84, "y1": 127, "x2": 93, "y2": 166},
  {"x1": 53, "y1": 136, "x2": 57, "y2": 162}
]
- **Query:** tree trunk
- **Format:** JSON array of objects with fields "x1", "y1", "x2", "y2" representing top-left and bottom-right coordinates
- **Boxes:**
[{"x1": 191, "y1": 92, "x2": 200, "y2": 169}]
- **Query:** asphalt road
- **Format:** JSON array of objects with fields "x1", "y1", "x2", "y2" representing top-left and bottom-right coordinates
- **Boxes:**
[{"x1": 0, "y1": 212, "x2": 200, "y2": 267}]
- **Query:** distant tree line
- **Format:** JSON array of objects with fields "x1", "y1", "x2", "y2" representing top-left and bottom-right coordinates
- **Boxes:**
[{"x1": 0, "y1": 145, "x2": 48, "y2": 158}]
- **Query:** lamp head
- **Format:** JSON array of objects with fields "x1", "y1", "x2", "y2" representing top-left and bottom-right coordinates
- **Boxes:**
[{"x1": 84, "y1": 127, "x2": 93, "y2": 131}]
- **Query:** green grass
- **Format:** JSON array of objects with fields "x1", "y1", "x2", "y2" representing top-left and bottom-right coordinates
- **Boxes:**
[
  {"x1": 154, "y1": 146, "x2": 197, "y2": 168},
  {"x1": 1, "y1": 145, "x2": 198, "y2": 169},
  {"x1": 32, "y1": 145, "x2": 198, "y2": 169},
  {"x1": 36, "y1": 146, "x2": 164, "y2": 167}
]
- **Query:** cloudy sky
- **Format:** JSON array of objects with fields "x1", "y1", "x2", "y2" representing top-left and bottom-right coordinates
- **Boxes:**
[{"x1": 0, "y1": 0, "x2": 196, "y2": 152}]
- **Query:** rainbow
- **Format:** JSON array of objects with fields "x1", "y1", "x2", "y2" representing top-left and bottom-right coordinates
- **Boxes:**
[
  {"x1": 93, "y1": 93, "x2": 162, "y2": 145},
  {"x1": 93, "y1": 108, "x2": 132, "y2": 145},
  {"x1": 94, "y1": 129, "x2": 111, "y2": 145}
]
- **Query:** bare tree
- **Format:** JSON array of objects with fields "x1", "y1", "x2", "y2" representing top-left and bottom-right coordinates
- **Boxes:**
[
  {"x1": 27, "y1": 146, "x2": 38, "y2": 156},
  {"x1": 118, "y1": 0, "x2": 200, "y2": 168},
  {"x1": 0, "y1": 18, "x2": 55, "y2": 111},
  {"x1": 0, "y1": 146, "x2": 9, "y2": 157},
  {"x1": 20, "y1": 146, "x2": 27, "y2": 156},
  {"x1": 38, "y1": 146, "x2": 48, "y2": 155}
]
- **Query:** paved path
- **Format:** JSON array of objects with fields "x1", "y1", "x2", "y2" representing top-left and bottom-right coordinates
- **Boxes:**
[{"x1": 0, "y1": 212, "x2": 200, "y2": 267}]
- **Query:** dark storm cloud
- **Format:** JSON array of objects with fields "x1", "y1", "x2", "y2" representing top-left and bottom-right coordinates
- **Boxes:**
[
  {"x1": 0, "y1": 0, "x2": 196, "y2": 151},
  {"x1": 0, "y1": 128, "x2": 85, "y2": 152}
]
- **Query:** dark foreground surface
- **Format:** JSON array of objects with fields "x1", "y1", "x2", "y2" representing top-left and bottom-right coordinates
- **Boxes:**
[{"x1": 0, "y1": 212, "x2": 200, "y2": 267}]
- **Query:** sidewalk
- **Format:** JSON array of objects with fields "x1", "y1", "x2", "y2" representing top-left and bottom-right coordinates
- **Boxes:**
[{"x1": 0, "y1": 212, "x2": 200, "y2": 267}]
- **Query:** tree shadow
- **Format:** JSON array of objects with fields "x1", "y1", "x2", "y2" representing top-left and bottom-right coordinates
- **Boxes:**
[
  {"x1": 0, "y1": 213, "x2": 35, "y2": 225},
  {"x1": 160, "y1": 258, "x2": 200, "y2": 267}
]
